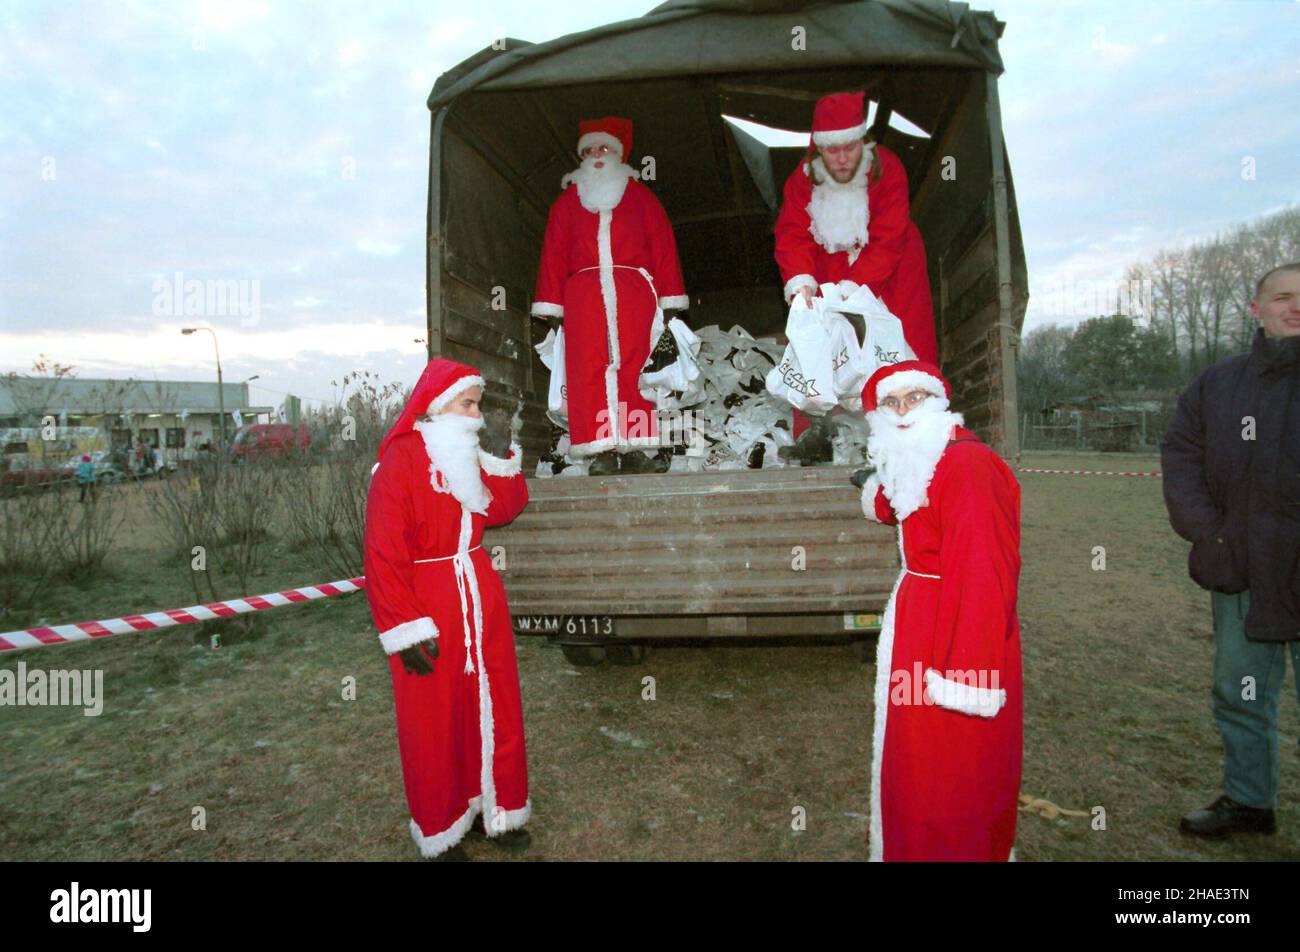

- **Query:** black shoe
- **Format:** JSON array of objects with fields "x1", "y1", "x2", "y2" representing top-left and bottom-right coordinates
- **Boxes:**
[
  {"x1": 1179, "y1": 795, "x2": 1276, "y2": 838},
  {"x1": 618, "y1": 450, "x2": 661, "y2": 475},
  {"x1": 426, "y1": 843, "x2": 471, "y2": 861},
  {"x1": 588, "y1": 451, "x2": 619, "y2": 476},
  {"x1": 469, "y1": 814, "x2": 531, "y2": 850},
  {"x1": 777, "y1": 424, "x2": 832, "y2": 464}
]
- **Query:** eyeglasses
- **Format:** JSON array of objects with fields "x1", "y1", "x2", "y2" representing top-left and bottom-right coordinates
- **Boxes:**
[
  {"x1": 580, "y1": 144, "x2": 617, "y2": 159},
  {"x1": 880, "y1": 390, "x2": 932, "y2": 412}
]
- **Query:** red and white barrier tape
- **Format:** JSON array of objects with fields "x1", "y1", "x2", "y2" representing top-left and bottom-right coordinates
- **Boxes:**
[
  {"x1": 0, "y1": 577, "x2": 366, "y2": 654},
  {"x1": 1017, "y1": 468, "x2": 1161, "y2": 478}
]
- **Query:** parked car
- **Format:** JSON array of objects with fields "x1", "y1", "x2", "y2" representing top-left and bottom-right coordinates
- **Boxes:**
[
  {"x1": 1, "y1": 455, "x2": 73, "y2": 495},
  {"x1": 229, "y1": 423, "x2": 312, "y2": 462}
]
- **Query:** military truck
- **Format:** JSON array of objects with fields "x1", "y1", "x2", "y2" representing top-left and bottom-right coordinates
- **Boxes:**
[{"x1": 422, "y1": 0, "x2": 1028, "y2": 664}]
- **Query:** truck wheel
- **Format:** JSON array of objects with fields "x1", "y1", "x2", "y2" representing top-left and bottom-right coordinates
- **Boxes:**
[
  {"x1": 561, "y1": 644, "x2": 607, "y2": 667},
  {"x1": 606, "y1": 644, "x2": 650, "y2": 666}
]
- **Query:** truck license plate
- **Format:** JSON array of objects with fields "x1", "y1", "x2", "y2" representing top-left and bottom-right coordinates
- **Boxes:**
[{"x1": 514, "y1": 615, "x2": 614, "y2": 637}]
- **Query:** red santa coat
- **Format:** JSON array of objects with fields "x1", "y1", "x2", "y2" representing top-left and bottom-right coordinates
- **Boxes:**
[
  {"x1": 364, "y1": 428, "x2": 530, "y2": 857},
  {"x1": 531, "y1": 177, "x2": 689, "y2": 456},
  {"x1": 774, "y1": 144, "x2": 938, "y2": 365},
  {"x1": 862, "y1": 427, "x2": 1023, "y2": 861}
]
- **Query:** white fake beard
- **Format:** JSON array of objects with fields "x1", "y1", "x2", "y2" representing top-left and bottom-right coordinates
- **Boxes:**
[
  {"x1": 807, "y1": 150, "x2": 872, "y2": 256},
  {"x1": 562, "y1": 154, "x2": 637, "y2": 212},
  {"x1": 413, "y1": 413, "x2": 491, "y2": 515},
  {"x1": 864, "y1": 399, "x2": 963, "y2": 521}
]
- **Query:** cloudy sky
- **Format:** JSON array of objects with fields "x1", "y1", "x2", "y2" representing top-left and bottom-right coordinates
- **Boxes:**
[{"x1": 2, "y1": 0, "x2": 1297, "y2": 410}]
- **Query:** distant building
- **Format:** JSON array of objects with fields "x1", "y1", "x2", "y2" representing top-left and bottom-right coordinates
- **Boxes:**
[{"x1": 0, "y1": 376, "x2": 273, "y2": 466}]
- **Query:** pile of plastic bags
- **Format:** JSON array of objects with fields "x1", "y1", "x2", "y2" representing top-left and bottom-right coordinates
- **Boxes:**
[{"x1": 532, "y1": 280, "x2": 913, "y2": 476}]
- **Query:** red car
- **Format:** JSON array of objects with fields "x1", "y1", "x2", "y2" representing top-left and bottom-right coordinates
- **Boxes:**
[{"x1": 228, "y1": 423, "x2": 312, "y2": 461}]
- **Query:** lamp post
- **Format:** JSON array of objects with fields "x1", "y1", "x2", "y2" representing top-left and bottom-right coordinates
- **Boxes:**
[{"x1": 182, "y1": 327, "x2": 225, "y2": 451}]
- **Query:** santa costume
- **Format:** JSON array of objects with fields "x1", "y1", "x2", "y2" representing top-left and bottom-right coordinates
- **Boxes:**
[
  {"x1": 530, "y1": 116, "x2": 690, "y2": 457},
  {"x1": 363, "y1": 358, "x2": 531, "y2": 858},
  {"x1": 859, "y1": 360, "x2": 1023, "y2": 861},
  {"x1": 775, "y1": 91, "x2": 939, "y2": 442}
]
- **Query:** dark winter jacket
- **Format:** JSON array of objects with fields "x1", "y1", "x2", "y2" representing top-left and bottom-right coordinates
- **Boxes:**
[{"x1": 1160, "y1": 328, "x2": 1300, "y2": 642}]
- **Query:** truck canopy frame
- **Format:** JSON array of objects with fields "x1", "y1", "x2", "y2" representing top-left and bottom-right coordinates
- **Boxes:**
[{"x1": 426, "y1": 0, "x2": 1028, "y2": 459}]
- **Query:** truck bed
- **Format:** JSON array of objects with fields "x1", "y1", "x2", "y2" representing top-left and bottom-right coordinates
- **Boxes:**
[{"x1": 488, "y1": 464, "x2": 899, "y2": 634}]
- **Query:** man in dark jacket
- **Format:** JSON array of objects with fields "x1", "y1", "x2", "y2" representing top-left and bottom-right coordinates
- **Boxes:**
[{"x1": 1160, "y1": 262, "x2": 1300, "y2": 838}]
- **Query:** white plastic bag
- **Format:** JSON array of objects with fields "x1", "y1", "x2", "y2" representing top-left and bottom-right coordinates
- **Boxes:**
[
  {"x1": 534, "y1": 328, "x2": 568, "y2": 427},
  {"x1": 764, "y1": 295, "x2": 842, "y2": 415},
  {"x1": 640, "y1": 316, "x2": 704, "y2": 410},
  {"x1": 820, "y1": 280, "x2": 915, "y2": 381}
]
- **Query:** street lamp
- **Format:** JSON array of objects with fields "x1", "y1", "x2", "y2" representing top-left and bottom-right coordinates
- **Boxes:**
[{"x1": 181, "y1": 327, "x2": 225, "y2": 450}]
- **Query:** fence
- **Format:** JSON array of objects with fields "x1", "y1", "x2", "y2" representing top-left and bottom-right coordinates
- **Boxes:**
[{"x1": 1020, "y1": 409, "x2": 1174, "y2": 453}]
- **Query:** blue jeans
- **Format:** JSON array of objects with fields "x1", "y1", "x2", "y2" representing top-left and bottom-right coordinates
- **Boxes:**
[{"x1": 1211, "y1": 590, "x2": 1300, "y2": 809}]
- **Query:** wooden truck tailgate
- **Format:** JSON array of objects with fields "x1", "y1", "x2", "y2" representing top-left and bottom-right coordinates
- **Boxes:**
[{"x1": 488, "y1": 465, "x2": 898, "y2": 617}]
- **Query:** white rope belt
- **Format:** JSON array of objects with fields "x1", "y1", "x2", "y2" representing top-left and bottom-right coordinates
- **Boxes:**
[
  {"x1": 906, "y1": 569, "x2": 941, "y2": 579},
  {"x1": 413, "y1": 546, "x2": 483, "y2": 675}
]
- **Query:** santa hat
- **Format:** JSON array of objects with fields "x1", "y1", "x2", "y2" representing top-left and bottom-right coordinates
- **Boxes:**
[
  {"x1": 861, "y1": 360, "x2": 950, "y2": 414},
  {"x1": 577, "y1": 116, "x2": 633, "y2": 160},
  {"x1": 377, "y1": 358, "x2": 484, "y2": 464},
  {"x1": 811, "y1": 91, "x2": 869, "y2": 148},
  {"x1": 81, "y1": 454, "x2": 91, "y2": 462}
]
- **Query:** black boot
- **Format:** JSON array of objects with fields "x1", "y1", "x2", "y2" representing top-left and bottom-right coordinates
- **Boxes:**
[
  {"x1": 469, "y1": 814, "x2": 532, "y2": 851},
  {"x1": 426, "y1": 843, "x2": 471, "y2": 862},
  {"x1": 777, "y1": 416, "x2": 833, "y2": 465},
  {"x1": 1179, "y1": 795, "x2": 1276, "y2": 838},
  {"x1": 618, "y1": 450, "x2": 661, "y2": 475},
  {"x1": 588, "y1": 450, "x2": 619, "y2": 476}
]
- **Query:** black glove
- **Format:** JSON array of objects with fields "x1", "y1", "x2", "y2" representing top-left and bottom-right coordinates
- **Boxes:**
[
  {"x1": 479, "y1": 410, "x2": 512, "y2": 458},
  {"x1": 545, "y1": 315, "x2": 563, "y2": 332},
  {"x1": 398, "y1": 639, "x2": 438, "y2": 676},
  {"x1": 850, "y1": 466, "x2": 876, "y2": 489}
]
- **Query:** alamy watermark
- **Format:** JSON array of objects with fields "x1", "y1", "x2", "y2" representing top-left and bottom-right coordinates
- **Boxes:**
[
  {"x1": 1038, "y1": 276, "x2": 1153, "y2": 320},
  {"x1": 152, "y1": 271, "x2": 261, "y2": 326},
  {"x1": 0, "y1": 662, "x2": 104, "y2": 716}
]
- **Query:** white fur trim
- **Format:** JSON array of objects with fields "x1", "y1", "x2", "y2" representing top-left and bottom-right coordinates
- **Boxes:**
[
  {"x1": 783, "y1": 273, "x2": 818, "y2": 302},
  {"x1": 484, "y1": 798, "x2": 533, "y2": 835},
  {"x1": 568, "y1": 434, "x2": 663, "y2": 458},
  {"x1": 813, "y1": 121, "x2": 869, "y2": 146},
  {"x1": 371, "y1": 461, "x2": 380, "y2": 476},
  {"x1": 530, "y1": 301, "x2": 564, "y2": 318},
  {"x1": 923, "y1": 668, "x2": 1006, "y2": 718},
  {"x1": 598, "y1": 209, "x2": 624, "y2": 453},
  {"x1": 428, "y1": 374, "x2": 485, "y2": 414},
  {"x1": 868, "y1": 526, "x2": 907, "y2": 862},
  {"x1": 860, "y1": 472, "x2": 883, "y2": 522},
  {"x1": 408, "y1": 795, "x2": 532, "y2": 858},
  {"x1": 874, "y1": 370, "x2": 946, "y2": 407},
  {"x1": 479, "y1": 442, "x2": 522, "y2": 477},
  {"x1": 410, "y1": 803, "x2": 478, "y2": 859},
  {"x1": 658, "y1": 294, "x2": 689, "y2": 311},
  {"x1": 577, "y1": 131, "x2": 624, "y2": 158},
  {"x1": 378, "y1": 616, "x2": 438, "y2": 655}
]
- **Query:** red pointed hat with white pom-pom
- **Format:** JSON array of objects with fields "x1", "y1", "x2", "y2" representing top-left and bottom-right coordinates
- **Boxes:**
[
  {"x1": 861, "y1": 360, "x2": 950, "y2": 414},
  {"x1": 811, "y1": 91, "x2": 868, "y2": 148},
  {"x1": 577, "y1": 116, "x2": 633, "y2": 160},
  {"x1": 377, "y1": 358, "x2": 484, "y2": 463}
]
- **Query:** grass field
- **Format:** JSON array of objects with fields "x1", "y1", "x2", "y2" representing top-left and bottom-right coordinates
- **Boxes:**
[{"x1": 2, "y1": 451, "x2": 1298, "y2": 861}]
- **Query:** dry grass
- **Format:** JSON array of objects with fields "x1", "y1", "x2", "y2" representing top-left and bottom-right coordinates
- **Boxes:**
[{"x1": 1, "y1": 452, "x2": 1297, "y2": 860}]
